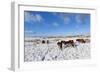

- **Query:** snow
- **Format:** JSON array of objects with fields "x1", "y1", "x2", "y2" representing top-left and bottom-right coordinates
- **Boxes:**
[{"x1": 24, "y1": 38, "x2": 90, "y2": 62}]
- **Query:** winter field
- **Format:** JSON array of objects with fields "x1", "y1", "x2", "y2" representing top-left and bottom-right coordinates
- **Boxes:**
[{"x1": 24, "y1": 36, "x2": 90, "y2": 62}]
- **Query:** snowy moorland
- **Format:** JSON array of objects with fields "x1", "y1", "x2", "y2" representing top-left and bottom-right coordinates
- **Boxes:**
[{"x1": 24, "y1": 37, "x2": 90, "y2": 62}]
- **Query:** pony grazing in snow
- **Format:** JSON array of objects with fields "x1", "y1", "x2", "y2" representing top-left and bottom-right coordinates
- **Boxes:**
[
  {"x1": 76, "y1": 39, "x2": 86, "y2": 43},
  {"x1": 57, "y1": 40, "x2": 75, "y2": 50},
  {"x1": 63, "y1": 40, "x2": 75, "y2": 47},
  {"x1": 57, "y1": 41, "x2": 63, "y2": 50}
]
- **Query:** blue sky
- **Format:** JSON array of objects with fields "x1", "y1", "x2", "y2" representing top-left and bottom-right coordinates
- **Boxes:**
[{"x1": 24, "y1": 11, "x2": 90, "y2": 37}]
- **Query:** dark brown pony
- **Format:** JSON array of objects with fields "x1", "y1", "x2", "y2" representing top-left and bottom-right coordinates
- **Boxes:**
[
  {"x1": 57, "y1": 40, "x2": 75, "y2": 50},
  {"x1": 57, "y1": 42, "x2": 63, "y2": 50},
  {"x1": 76, "y1": 39, "x2": 86, "y2": 43},
  {"x1": 64, "y1": 40, "x2": 74, "y2": 47}
]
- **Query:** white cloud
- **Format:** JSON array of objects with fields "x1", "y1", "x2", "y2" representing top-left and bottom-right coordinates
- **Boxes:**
[
  {"x1": 24, "y1": 12, "x2": 44, "y2": 23},
  {"x1": 52, "y1": 22, "x2": 59, "y2": 27},
  {"x1": 63, "y1": 16, "x2": 70, "y2": 24},
  {"x1": 35, "y1": 14, "x2": 43, "y2": 22},
  {"x1": 76, "y1": 15, "x2": 81, "y2": 24},
  {"x1": 75, "y1": 14, "x2": 85, "y2": 24},
  {"x1": 59, "y1": 13, "x2": 70, "y2": 24},
  {"x1": 25, "y1": 30, "x2": 34, "y2": 34},
  {"x1": 52, "y1": 12, "x2": 58, "y2": 16},
  {"x1": 52, "y1": 12, "x2": 70, "y2": 24}
]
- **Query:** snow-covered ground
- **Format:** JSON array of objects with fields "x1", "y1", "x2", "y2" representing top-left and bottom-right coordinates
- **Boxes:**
[{"x1": 24, "y1": 37, "x2": 90, "y2": 62}]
